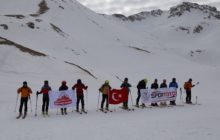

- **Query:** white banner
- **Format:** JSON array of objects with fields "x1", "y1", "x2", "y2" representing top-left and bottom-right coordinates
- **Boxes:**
[
  {"x1": 140, "y1": 88, "x2": 177, "y2": 103},
  {"x1": 49, "y1": 90, "x2": 76, "y2": 109}
]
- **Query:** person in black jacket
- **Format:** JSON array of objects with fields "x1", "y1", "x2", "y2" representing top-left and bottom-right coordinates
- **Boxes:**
[
  {"x1": 151, "y1": 79, "x2": 159, "y2": 106},
  {"x1": 136, "y1": 79, "x2": 147, "y2": 107},
  {"x1": 59, "y1": 81, "x2": 68, "y2": 115},
  {"x1": 120, "y1": 77, "x2": 131, "y2": 109},
  {"x1": 160, "y1": 79, "x2": 167, "y2": 106}
]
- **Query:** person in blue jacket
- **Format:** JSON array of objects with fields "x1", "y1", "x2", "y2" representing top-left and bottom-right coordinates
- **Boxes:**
[{"x1": 169, "y1": 78, "x2": 178, "y2": 105}]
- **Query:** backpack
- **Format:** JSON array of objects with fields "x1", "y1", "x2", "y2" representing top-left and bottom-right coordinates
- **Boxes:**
[{"x1": 184, "y1": 82, "x2": 188, "y2": 90}]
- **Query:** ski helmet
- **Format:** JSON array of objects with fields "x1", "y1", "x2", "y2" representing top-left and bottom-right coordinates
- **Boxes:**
[
  {"x1": 144, "y1": 78, "x2": 148, "y2": 83},
  {"x1": 62, "y1": 81, "x2": 66, "y2": 85},
  {"x1": 77, "y1": 79, "x2": 81, "y2": 84},
  {"x1": 23, "y1": 81, "x2": 27, "y2": 85},
  {"x1": 105, "y1": 80, "x2": 109, "y2": 84}
]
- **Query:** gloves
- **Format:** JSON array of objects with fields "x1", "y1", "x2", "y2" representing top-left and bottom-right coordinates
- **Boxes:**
[{"x1": 36, "y1": 91, "x2": 40, "y2": 95}]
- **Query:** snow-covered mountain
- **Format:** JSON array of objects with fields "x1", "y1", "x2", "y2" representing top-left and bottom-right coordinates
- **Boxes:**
[{"x1": 0, "y1": 1, "x2": 220, "y2": 140}]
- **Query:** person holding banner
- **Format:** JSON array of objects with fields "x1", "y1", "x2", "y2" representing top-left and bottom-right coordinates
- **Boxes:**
[
  {"x1": 37, "y1": 80, "x2": 52, "y2": 116},
  {"x1": 99, "y1": 80, "x2": 111, "y2": 111},
  {"x1": 151, "y1": 79, "x2": 159, "y2": 106},
  {"x1": 184, "y1": 78, "x2": 195, "y2": 104},
  {"x1": 160, "y1": 79, "x2": 167, "y2": 106},
  {"x1": 169, "y1": 78, "x2": 178, "y2": 105},
  {"x1": 59, "y1": 81, "x2": 68, "y2": 115},
  {"x1": 72, "y1": 79, "x2": 88, "y2": 112},
  {"x1": 136, "y1": 79, "x2": 148, "y2": 107},
  {"x1": 120, "y1": 77, "x2": 131, "y2": 109}
]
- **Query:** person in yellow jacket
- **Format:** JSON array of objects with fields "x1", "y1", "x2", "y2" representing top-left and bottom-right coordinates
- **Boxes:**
[
  {"x1": 99, "y1": 80, "x2": 111, "y2": 111},
  {"x1": 17, "y1": 81, "x2": 32, "y2": 117}
]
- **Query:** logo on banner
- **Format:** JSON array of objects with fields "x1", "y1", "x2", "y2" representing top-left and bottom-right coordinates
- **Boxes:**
[{"x1": 54, "y1": 92, "x2": 72, "y2": 106}]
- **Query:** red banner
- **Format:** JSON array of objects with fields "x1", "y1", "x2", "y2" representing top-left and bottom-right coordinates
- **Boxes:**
[{"x1": 109, "y1": 88, "x2": 128, "y2": 104}]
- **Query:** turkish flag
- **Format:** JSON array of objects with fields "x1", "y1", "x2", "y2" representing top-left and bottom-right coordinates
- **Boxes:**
[{"x1": 108, "y1": 88, "x2": 129, "y2": 104}]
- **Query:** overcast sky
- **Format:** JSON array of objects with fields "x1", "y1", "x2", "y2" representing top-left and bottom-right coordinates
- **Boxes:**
[{"x1": 77, "y1": 0, "x2": 220, "y2": 16}]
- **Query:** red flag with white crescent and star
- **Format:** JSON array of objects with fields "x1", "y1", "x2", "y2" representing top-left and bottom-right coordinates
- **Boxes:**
[{"x1": 108, "y1": 87, "x2": 128, "y2": 104}]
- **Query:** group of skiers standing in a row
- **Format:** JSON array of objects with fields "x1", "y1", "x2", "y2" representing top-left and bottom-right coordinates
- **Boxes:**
[{"x1": 17, "y1": 78, "x2": 196, "y2": 117}]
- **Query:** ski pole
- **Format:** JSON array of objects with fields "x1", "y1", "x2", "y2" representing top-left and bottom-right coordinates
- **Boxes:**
[
  {"x1": 14, "y1": 94, "x2": 19, "y2": 112},
  {"x1": 97, "y1": 91, "x2": 100, "y2": 110},
  {"x1": 35, "y1": 93, "x2": 38, "y2": 116},
  {"x1": 196, "y1": 96, "x2": 198, "y2": 104},
  {"x1": 85, "y1": 89, "x2": 88, "y2": 111},
  {"x1": 129, "y1": 90, "x2": 134, "y2": 106},
  {"x1": 29, "y1": 96, "x2": 33, "y2": 112},
  {"x1": 180, "y1": 88, "x2": 182, "y2": 105}
]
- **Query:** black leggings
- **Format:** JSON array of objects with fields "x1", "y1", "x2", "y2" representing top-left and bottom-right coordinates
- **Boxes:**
[
  {"x1": 19, "y1": 97, "x2": 28, "y2": 114},
  {"x1": 136, "y1": 91, "x2": 141, "y2": 105},
  {"x1": 76, "y1": 95, "x2": 84, "y2": 110},
  {"x1": 42, "y1": 94, "x2": 49, "y2": 113},
  {"x1": 186, "y1": 90, "x2": 191, "y2": 103},
  {"x1": 101, "y1": 94, "x2": 108, "y2": 109}
]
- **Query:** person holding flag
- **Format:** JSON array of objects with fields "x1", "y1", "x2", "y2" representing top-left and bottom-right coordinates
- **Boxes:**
[
  {"x1": 99, "y1": 80, "x2": 111, "y2": 111},
  {"x1": 151, "y1": 79, "x2": 159, "y2": 106},
  {"x1": 169, "y1": 78, "x2": 178, "y2": 105},
  {"x1": 136, "y1": 79, "x2": 148, "y2": 107},
  {"x1": 59, "y1": 81, "x2": 68, "y2": 115},
  {"x1": 120, "y1": 77, "x2": 131, "y2": 109},
  {"x1": 72, "y1": 79, "x2": 88, "y2": 112},
  {"x1": 37, "y1": 80, "x2": 52, "y2": 116}
]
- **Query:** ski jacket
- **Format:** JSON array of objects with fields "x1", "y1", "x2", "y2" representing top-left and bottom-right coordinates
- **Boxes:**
[
  {"x1": 99, "y1": 84, "x2": 111, "y2": 95},
  {"x1": 121, "y1": 82, "x2": 131, "y2": 94},
  {"x1": 40, "y1": 85, "x2": 52, "y2": 94},
  {"x1": 137, "y1": 80, "x2": 146, "y2": 90},
  {"x1": 160, "y1": 83, "x2": 167, "y2": 88},
  {"x1": 184, "y1": 82, "x2": 194, "y2": 91},
  {"x1": 169, "y1": 82, "x2": 178, "y2": 88},
  {"x1": 17, "y1": 86, "x2": 32, "y2": 97},
  {"x1": 72, "y1": 83, "x2": 87, "y2": 96},
  {"x1": 151, "y1": 83, "x2": 158, "y2": 89},
  {"x1": 59, "y1": 85, "x2": 68, "y2": 91}
]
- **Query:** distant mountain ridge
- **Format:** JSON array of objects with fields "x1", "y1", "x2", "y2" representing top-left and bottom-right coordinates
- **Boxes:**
[{"x1": 113, "y1": 2, "x2": 220, "y2": 21}]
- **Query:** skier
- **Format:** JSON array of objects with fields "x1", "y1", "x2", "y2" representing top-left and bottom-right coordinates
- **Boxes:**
[
  {"x1": 72, "y1": 79, "x2": 88, "y2": 112},
  {"x1": 184, "y1": 78, "x2": 195, "y2": 104},
  {"x1": 160, "y1": 79, "x2": 167, "y2": 106},
  {"x1": 169, "y1": 78, "x2": 178, "y2": 105},
  {"x1": 120, "y1": 77, "x2": 131, "y2": 109},
  {"x1": 59, "y1": 81, "x2": 68, "y2": 115},
  {"x1": 37, "y1": 80, "x2": 52, "y2": 116},
  {"x1": 151, "y1": 79, "x2": 159, "y2": 106},
  {"x1": 17, "y1": 81, "x2": 32, "y2": 118},
  {"x1": 136, "y1": 79, "x2": 148, "y2": 107},
  {"x1": 99, "y1": 80, "x2": 111, "y2": 111}
]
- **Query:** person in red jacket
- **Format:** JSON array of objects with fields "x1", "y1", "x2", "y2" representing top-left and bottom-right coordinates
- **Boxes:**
[
  {"x1": 72, "y1": 79, "x2": 88, "y2": 112},
  {"x1": 37, "y1": 80, "x2": 52, "y2": 116}
]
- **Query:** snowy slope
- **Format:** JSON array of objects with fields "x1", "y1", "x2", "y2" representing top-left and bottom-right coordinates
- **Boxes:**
[{"x1": 0, "y1": 1, "x2": 220, "y2": 140}]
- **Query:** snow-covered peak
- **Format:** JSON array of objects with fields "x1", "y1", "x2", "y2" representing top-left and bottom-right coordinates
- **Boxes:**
[{"x1": 169, "y1": 2, "x2": 220, "y2": 19}]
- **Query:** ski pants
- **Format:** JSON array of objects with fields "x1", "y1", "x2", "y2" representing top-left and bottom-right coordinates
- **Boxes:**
[
  {"x1": 19, "y1": 97, "x2": 28, "y2": 114},
  {"x1": 186, "y1": 90, "x2": 191, "y2": 103},
  {"x1": 42, "y1": 94, "x2": 49, "y2": 113},
  {"x1": 101, "y1": 94, "x2": 108, "y2": 109},
  {"x1": 136, "y1": 91, "x2": 141, "y2": 105},
  {"x1": 76, "y1": 95, "x2": 84, "y2": 110}
]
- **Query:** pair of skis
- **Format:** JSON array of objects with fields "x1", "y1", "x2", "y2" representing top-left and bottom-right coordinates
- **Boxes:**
[
  {"x1": 16, "y1": 113, "x2": 26, "y2": 119},
  {"x1": 98, "y1": 109, "x2": 113, "y2": 113},
  {"x1": 76, "y1": 110, "x2": 88, "y2": 114}
]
